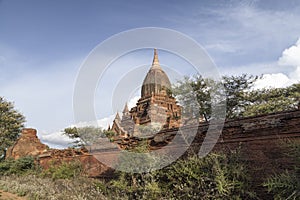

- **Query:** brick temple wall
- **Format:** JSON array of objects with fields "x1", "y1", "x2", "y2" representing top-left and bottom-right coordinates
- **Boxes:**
[{"x1": 144, "y1": 110, "x2": 300, "y2": 198}]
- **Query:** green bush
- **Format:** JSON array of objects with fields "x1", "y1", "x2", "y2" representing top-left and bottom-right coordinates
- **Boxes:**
[
  {"x1": 103, "y1": 150, "x2": 255, "y2": 200},
  {"x1": 107, "y1": 171, "x2": 162, "y2": 200},
  {"x1": 0, "y1": 151, "x2": 258, "y2": 199},
  {"x1": 0, "y1": 156, "x2": 35, "y2": 175},
  {"x1": 158, "y1": 152, "x2": 256, "y2": 199},
  {"x1": 263, "y1": 140, "x2": 300, "y2": 200},
  {"x1": 42, "y1": 160, "x2": 83, "y2": 180},
  {"x1": 264, "y1": 171, "x2": 299, "y2": 200}
]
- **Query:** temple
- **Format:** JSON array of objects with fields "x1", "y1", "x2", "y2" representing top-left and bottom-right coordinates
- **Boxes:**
[{"x1": 110, "y1": 49, "x2": 181, "y2": 137}]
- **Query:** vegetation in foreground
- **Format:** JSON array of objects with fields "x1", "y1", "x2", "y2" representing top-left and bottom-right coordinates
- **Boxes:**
[
  {"x1": 263, "y1": 140, "x2": 300, "y2": 200},
  {"x1": 1, "y1": 141, "x2": 299, "y2": 199},
  {"x1": 0, "y1": 150, "x2": 256, "y2": 200}
]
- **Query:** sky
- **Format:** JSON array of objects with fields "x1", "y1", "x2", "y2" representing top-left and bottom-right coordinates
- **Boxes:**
[{"x1": 1, "y1": 0, "x2": 300, "y2": 148}]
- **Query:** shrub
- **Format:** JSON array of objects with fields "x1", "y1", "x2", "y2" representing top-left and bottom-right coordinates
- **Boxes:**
[
  {"x1": 0, "y1": 152, "x2": 258, "y2": 199},
  {"x1": 263, "y1": 140, "x2": 300, "y2": 200},
  {"x1": 158, "y1": 152, "x2": 256, "y2": 199},
  {"x1": 104, "y1": 150, "x2": 255, "y2": 200},
  {"x1": 107, "y1": 171, "x2": 162, "y2": 200},
  {"x1": 263, "y1": 171, "x2": 299, "y2": 200},
  {"x1": 0, "y1": 156, "x2": 36, "y2": 175},
  {"x1": 42, "y1": 160, "x2": 83, "y2": 180}
]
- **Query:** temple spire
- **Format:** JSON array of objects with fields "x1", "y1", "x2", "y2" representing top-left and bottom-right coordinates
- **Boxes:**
[
  {"x1": 141, "y1": 48, "x2": 171, "y2": 97},
  {"x1": 123, "y1": 102, "x2": 129, "y2": 115},
  {"x1": 115, "y1": 112, "x2": 121, "y2": 121},
  {"x1": 151, "y1": 49, "x2": 161, "y2": 69}
]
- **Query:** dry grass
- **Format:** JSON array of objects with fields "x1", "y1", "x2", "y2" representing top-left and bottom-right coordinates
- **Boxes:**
[{"x1": 0, "y1": 175, "x2": 108, "y2": 200}]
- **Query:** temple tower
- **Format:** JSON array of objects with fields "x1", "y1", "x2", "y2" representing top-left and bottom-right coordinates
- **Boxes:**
[
  {"x1": 111, "y1": 49, "x2": 181, "y2": 137},
  {"x1": 131, "y1": 49, "x2": 181, "y2": 129}
]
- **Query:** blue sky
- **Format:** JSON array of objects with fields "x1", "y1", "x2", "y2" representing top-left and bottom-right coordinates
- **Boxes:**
[{"x1": 1, "y1": 0, "x2": 300, "y2": 147}]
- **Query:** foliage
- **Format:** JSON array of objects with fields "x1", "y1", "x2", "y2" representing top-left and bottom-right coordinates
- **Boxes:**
[
  {"x1": 244, "y1": 83, "x2": 300, "y2": 117},
  {"x1": 263, "y1": 140, "x2": 300, "y2": 200},
  {"x1": 0, "y1": 150, "x2": 258, "y2": 199},
  {"x1": 103, "y1": 130, "x2": 116, "y2": 139},
  {"x1": 108, "y1": 171, "x2": 161, "y2": 199},
  {"x1": 222, "y1": 74, "x2": 258, "y2": 119},
  {"x1": 63, "y1": 126, "x2": 105, "y2": 147},
  {"x1": 0, "y1": 156, "x2": 36, "y2": 175},
  {"x1": 289, "y1": 83, "x2": 300, "y2": 109},
  {"x1": 106, "y1": 149, "x2": 255, "y2": 200},
  {"x1": 173, "y1": 74, "x2": 258, "y2": 121},
  {"x1": 0, "y1": 97, "x2": 25, "y2": 157},
  {"x1": 107, "y1": 139, "x2": 165, "y2": 199},
  {"x1": 173, "y1": 74, "x2": 299, "y2": 121},
  {"x1": 158, "y1": 151, "x2": 256, "y2": 199},
  {"x1": 263, "y1": 171, "x2": 299, "y2": 200},
  {"x1": 41, "y1": 160, "x2": 83, "y2": 180},
  {"x1": 172, "y1": 75, "x2": 212, "y2": 122}
]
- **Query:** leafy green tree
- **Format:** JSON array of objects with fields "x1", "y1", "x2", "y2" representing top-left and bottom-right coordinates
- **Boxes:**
[
  {"x1": 172, "y1": 74, "x2": 257, "y2": 121},
  {"x1": 63, "y1": 126, "x2": 104, "y2": 148},
  {"x1": 172, "y1": 75, "x2": 213, "y2": 122},
  {"x1": 244, "y1": 83, "x2": 300, "y2": 117},
  {"x1": 222, "y1": 74, "x2": 258, "y2": 119},
  {"x1": 287, "y1": 83, "x2": 300, "y2": 109},
  {"x1": 173, "y1": 74, "x2": 300, "y2": 120},
  {"x1": 0, "y1": 97, "x2": 25, "y2": 158}
]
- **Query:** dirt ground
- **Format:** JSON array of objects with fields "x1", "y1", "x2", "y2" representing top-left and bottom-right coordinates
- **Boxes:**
[{"x1": 0, "y1": 190, "x2": 26, "y2": 200}]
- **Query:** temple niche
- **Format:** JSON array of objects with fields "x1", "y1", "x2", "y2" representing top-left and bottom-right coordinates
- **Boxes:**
[{"x1": 110, "y1": 49, "x2": 181, "y2": 137}]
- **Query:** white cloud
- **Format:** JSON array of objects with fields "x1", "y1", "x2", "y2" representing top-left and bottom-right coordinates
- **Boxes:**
[
  {"x1": 254, "y1": 73, "x2": 292, "y2": 89},
  {"x1": 38, "y1": 130, "x2": 75, "y2": 149},
  {"x1": 278, "y1": 38, "x2": 300, "y2": 81},
  {"x1": 38, "y1": 114, "x2": 115, "y2": 149},
  {"x1": 73, "y1": 115, "x2": 115, "y2": 129},
  {"x1": 128, "y1": 96, "x2": 140, "y2": 109},
  {"x1": 254, "y1": 38, "x2": 300, "y2": 89},
  {"x1": 279, "y1": 39, "x2": 300, "y2": 67},
  {"x1": 292, "y1": 66, "x2": 300, "y2": 80}
]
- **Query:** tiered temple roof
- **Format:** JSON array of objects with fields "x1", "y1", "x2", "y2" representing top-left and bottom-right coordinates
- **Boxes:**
[{"x1": 111, "y1": 49, "x2": 181, "y2": 137}]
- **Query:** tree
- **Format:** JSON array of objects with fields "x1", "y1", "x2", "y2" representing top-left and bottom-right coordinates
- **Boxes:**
[
  {"x1": 288, "y1": 83, "x2": 300, "y2": 109},
  {"x1": 0, "y1": 97, "x2": 25, "y2": 158},
  {"x1": 63, "y1": 126, "x2": 104, "y2": 148},
  {"x1": 172, "y1": 75, "x2": 212, "y2": 122},
  {"x1": 172, "y1": 74, "x2": 257, "y2": 121},
  {"x1": 243, "y1": 83, "x2": 300, "y2": 117},
  {"x1": 222, "y1": 74, "x2": 258, "y2": 119}
]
